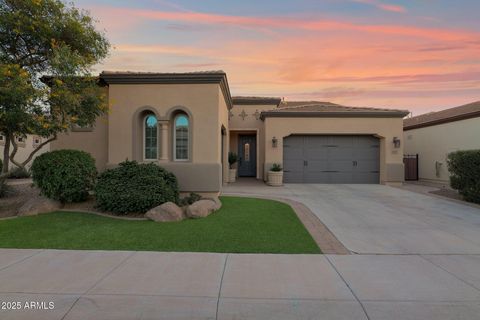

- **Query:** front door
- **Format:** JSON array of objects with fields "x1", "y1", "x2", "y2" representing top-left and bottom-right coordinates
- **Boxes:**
[{"x1": 238, "y1": 135, "x2": 257, "y2": 177}]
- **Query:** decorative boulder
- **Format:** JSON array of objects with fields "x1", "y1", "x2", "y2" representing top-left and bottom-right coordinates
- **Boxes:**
[
  {"x1": 186, "y1": 199, "x2": 221, "y2": 218},
  {"x1": 146, "y1": 202, "x2": 185, "y2": 222},
  {"x1": 17, "y1": 196, "x2": 62, "y2": 217}
]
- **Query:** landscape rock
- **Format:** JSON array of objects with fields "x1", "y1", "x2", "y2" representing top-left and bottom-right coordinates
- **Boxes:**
[
  {"x1": 17, "y1": 196, "x2": 62, "y2": 217},
  {"x1": 185, "y1": 199, "x2": 221, "y2": 218},
  {"x1": 146, "y1": 202, "x2": 185, "y2": 222}
]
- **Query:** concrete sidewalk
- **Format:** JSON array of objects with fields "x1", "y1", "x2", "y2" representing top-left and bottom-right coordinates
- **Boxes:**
[{"x1": 1, "y1": 249, "x2": 480, "y2": 319}]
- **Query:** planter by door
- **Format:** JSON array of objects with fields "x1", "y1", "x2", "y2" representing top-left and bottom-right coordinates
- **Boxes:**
[
  {"x1": 229, "y1": 169, "x2": 237, "y2": 183},
  {"x1": 267, "y1": 171, "x2": 283, "y2": 186}
]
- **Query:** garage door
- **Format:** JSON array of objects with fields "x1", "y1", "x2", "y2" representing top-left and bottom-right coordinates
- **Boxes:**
[{"x1": 283, "y1": 135, "x2": 380, "y2": 183}]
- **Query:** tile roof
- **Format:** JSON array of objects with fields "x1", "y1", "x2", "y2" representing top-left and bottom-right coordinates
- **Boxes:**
[
  {"x1": 404, "y1": 101, "x2": 480, "y2": 130},
  {"x1": 268, "y1": 101, "x2": 409, "y2": 114}
]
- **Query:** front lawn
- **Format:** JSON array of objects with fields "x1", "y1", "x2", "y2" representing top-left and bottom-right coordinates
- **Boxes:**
[{"x1": 0, "y1": 197, "x2": 321, "y2": 254}]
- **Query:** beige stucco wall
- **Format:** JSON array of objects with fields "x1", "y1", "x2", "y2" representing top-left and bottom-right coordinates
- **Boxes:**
[
  {"x1": 403, "y1": 117, "x2": 480, "y2": 183},
  {"x1": 229, "y1": 104, "x2": 274, "y2": 179},
  {"x1": 218, "y1": 87, "x2": 230, "y2": 184},
  {"x1": 108, "y1": 83, "x2": 227, "y2": 192},
  {"x1": 0, "y1": 135, "x2": 50, "y2": 170},
  {"x1": 51, "y1": 115, "x2": 109, "y2": 171},
  {"x1": 264, "y1": 117, "x2": 405, "y2": 184}
]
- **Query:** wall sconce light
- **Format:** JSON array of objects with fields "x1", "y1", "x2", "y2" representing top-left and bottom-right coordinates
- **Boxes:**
[
  {"x1": 393, "y1": 137, "x2": 401, "y2": 148},
  {"x1": 272, "y1": 136, "x2": 278, "y2": 148}
]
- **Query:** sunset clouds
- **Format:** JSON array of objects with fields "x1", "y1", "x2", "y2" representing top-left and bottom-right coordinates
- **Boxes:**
[{"x1": 77, "y1": 0, "x2": 480, "y2": 114}]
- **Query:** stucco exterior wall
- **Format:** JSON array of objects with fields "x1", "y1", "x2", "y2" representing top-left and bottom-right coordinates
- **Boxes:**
[
  {"x1": 107, "y1": 83, "x2": 225, "y2": 192},
  {"x1": 51, "y1": 115, "x2": 109, "y2": 171},
  {"x1": 0, "y1": 135, "x2": 50, "y2": 170},
  {"x1": 229, "y1": 104, "x2": 274, "y2": 179},
  {"x1": 403, "y1": 117, "x2": 480, "y2": 183},
  {"x1": 264, "y1": 117, "x2": 405, "y2": 184},
  {"x1": 218, "y1": 87, "x2": 230, "y2": 184}
]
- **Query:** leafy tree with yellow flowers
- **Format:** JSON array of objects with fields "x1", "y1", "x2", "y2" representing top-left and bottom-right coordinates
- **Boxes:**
[{"x1": 0, "y1": 0, "x2": 110, "y2": 175}]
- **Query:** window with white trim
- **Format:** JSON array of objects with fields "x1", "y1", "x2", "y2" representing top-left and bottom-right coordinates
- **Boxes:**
[
  {"x1": 144, "y1": 114, "x2": 158, "y2": 160},
  {"x1": 174, "y1": 114, "x2": 189, "y2": 161}
]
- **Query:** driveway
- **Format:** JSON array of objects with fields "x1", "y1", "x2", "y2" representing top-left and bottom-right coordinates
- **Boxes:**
[{"x1": 223, "y1": 183, "x2": 480, "y2": 254}]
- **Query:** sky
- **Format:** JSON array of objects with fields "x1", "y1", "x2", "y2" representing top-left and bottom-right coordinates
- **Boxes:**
[{"x1": 75, "y1": 0, "x2": 480, "y2": 115}]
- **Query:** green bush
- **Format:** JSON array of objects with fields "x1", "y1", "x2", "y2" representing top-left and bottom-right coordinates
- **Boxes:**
[
  {"x1": 31, "y1": 150, "x2": 97, "y2": 203},
  {"x1": 178, "y1": 192, "x2": 202, "y2": 206},
  {"x1": 95, "y1": 161, "x2": 179, "y2": 214},
  {"x1": 270, "y1": 163, "x2": 283, "y2": 172},
  {"x1": 447, "y1": 150, "x2": 480, "y2": 204},
  {"x1": 0, "y1": 178, "x2": 8, "y2": 198},
  {"x1": 8, "y1": 166, "x2": 31, "y2": 179}
]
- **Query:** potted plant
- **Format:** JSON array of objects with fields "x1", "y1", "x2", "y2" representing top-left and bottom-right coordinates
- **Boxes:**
[
  {"x1": 228, "y1": 152, "x2": 238, "y2": 183},
  {"x1": 267, "y1": 163, "x2": 283, "y2": 186}
]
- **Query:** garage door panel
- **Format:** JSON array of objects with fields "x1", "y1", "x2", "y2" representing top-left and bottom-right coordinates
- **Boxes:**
[
  {"x1": 283, "y1": 135, "x2": 379, "y2": 184},
  {"x1": 284, "y1": 159, "x2": 305, "y2": 172},
  {"x1": 305, "y1": 148, "x2": 328, "y2": 160},
  {"x1": 328, "y1": 160, "x2": 353, "y2": 172},
  {"x1": 356, "y1": 158, "x2": 379, "y2": 172},
  {"x1": 305, "y1": 160, "x2": 328, "y2": 171}
]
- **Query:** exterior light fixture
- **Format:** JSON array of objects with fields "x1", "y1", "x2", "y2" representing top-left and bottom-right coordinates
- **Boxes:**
[
  {"x1": 272, "y1": 136, "x2": 278, "y2": 148},
  {"x1": 393, "y1": 137, "x2": 401, "y2": 148}
]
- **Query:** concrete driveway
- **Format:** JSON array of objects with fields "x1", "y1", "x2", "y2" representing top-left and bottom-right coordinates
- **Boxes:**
[{"x1": 223, "y1": 183, "x2": 480, "y2": 254}]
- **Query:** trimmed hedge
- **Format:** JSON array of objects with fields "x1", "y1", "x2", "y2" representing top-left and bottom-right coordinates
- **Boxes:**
[
  {"x1": 31, "y1": 150, "x2": 97, "y2": 203},
  {"x1": 447, "y1": 150, "x2": 480, "y2": 204},
  {"x1": 95, "y1": 161, "x2": 179, "y2": 214}
]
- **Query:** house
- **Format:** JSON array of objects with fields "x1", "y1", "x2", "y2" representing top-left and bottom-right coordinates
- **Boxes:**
[
  {"x1": 51, "y1": 71, "x2": 408, "y2": 195},
  {"x1": 0, "y1": 134, "x2": 50, "y2": 170},
  {"x1": 403, "y1": 101, "x2": 480, "y2": 184}
]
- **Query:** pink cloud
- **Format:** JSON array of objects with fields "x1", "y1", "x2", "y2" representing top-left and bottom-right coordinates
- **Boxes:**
[
  {"x1": 352, "y1": 0, "x2": 406, "y2": 13},
  {"x1": 90, "y1": 6, "x2": 478, "y2": 42}
]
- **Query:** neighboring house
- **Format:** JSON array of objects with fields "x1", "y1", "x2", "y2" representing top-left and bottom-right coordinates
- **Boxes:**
[
  {"x1": 51, "y1": 71, "x2": 408, "y2": 195},
  {"x1": 0, "y1": 134, "x2": 50, "y2": 170},
  {"x1": 403, "y1": 101, "x2": 480, "y2": 184}
]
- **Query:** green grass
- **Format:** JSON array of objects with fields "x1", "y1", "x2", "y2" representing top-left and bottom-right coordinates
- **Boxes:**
[{"x1": 0, "y1": 197, "x2": 321, "y2": 254}]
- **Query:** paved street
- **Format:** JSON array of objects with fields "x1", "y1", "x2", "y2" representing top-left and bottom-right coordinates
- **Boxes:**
[{"x1": 1, "y1": 249, "x2": 480, "y2": 319}]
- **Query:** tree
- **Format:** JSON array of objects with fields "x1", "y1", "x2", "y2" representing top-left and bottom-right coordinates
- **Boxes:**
[{"x1": 0, "y1": 0, "x2": 110, "y2": 175}]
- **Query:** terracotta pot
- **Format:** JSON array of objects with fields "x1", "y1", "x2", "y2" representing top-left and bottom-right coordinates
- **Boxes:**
[
  {"x1": 229, "y1": 169, "x2": 237, "y2": 183},
  {"x1": 267, "y1": 171, "x2": 283, "y2": 186}
]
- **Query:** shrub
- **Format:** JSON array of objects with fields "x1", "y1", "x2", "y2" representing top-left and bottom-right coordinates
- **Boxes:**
[
  {"x1": 270, "y1": 163, "x2": 283, "y2": 172},
  {"x1": 447, "y1": 150, "x2": 480, "y2": 204},
  {"x1": 8, "y1": 166, "x2": 31, "y2": 179},
  {"x1": 95, "y1": 161, "x2": 179, "y2": 214},
  {"x1": 178, "y1": 192, "x2": 202, "y2": 206},
  {"x1": 0, "y1": 178, "x2": 8, "y2": 198},
  {"x1": 31, "y1": 150, "x2": 97, "y2": 203},
  {"x1": 228, "y1": 152, "x2": 238, "y2": 169}
]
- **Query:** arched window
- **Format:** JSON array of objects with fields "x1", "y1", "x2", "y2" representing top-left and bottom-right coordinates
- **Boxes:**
[
  {"x1": 174, "y1": 114, "x2": 189, "y2": 161},
  {"x1": 144, "y1": 114, "x2": 158, "y2": 160}
]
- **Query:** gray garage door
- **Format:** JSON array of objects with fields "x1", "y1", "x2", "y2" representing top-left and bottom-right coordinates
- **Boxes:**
[{"x1": 283, "y1": 135, "x2": 380, "y2": 184}]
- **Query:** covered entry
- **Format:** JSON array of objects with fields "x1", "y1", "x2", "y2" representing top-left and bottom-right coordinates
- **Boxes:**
[{"x1": 283, "y1": 135, "x2": 380, "y2": 183}]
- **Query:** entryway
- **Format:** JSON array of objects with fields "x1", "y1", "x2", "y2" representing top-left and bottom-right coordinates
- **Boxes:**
[{"x1": 238, "y1": 134, "x2": 257, "y2": 177}]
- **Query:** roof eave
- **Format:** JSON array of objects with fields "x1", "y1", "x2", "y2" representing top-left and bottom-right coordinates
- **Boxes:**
[
  {"x1": 232, "y1": 98, "x2": 282, "y2": 106},
  {"x1": 261, "y1": 111, "x2": 410, "y2": 120},
  {"x1": 100, "y1": 72, "x2": 233, "y2": 109},
  {"x1": 404, "y1": 111, "x2": 480, "y2": 130}
]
